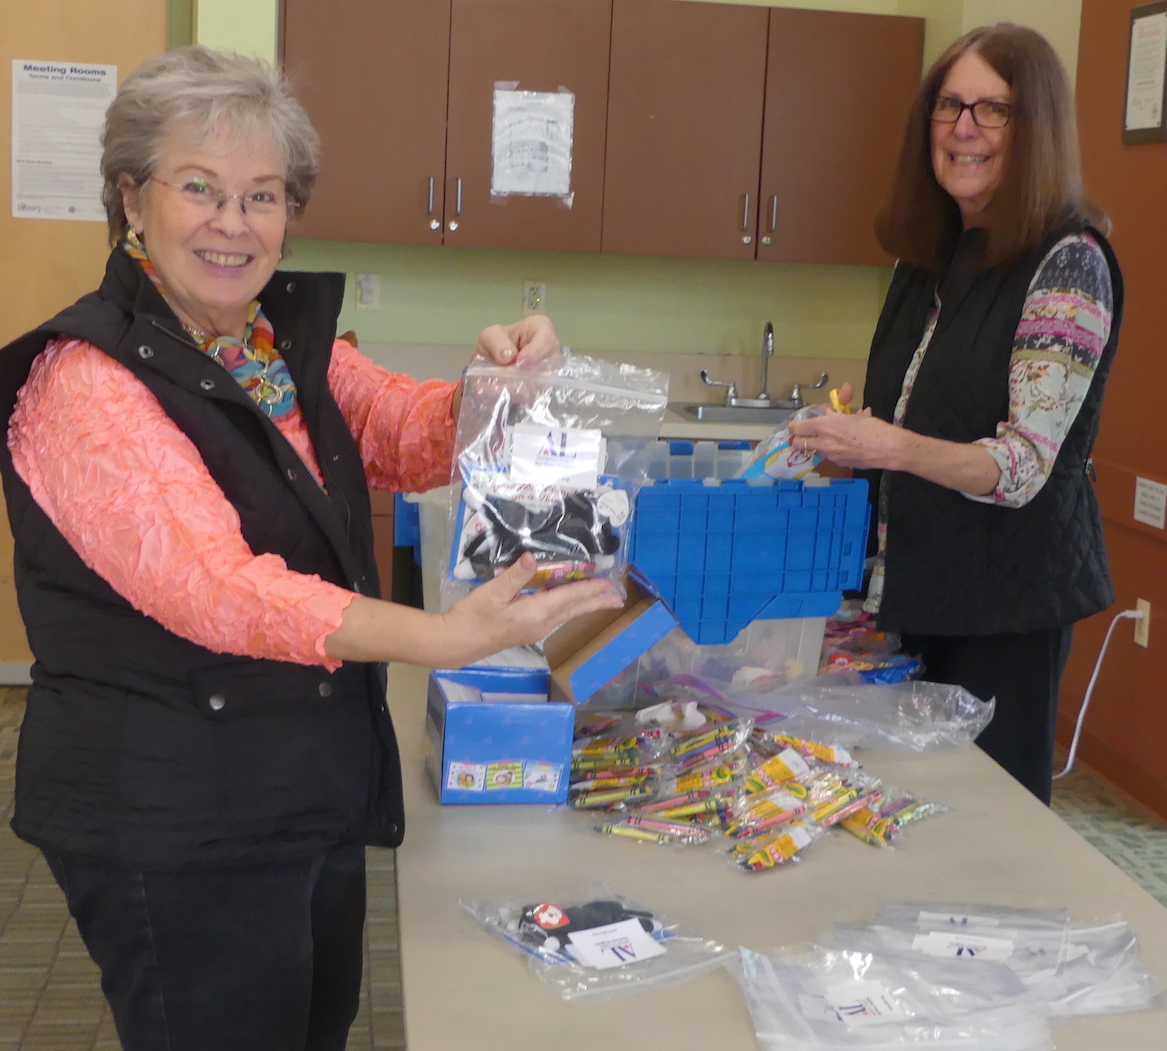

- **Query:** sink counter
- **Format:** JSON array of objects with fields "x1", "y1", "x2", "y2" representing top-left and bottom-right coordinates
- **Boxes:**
[{"x1": 660, "y1": 404, "x2": 775, "y2": 442}]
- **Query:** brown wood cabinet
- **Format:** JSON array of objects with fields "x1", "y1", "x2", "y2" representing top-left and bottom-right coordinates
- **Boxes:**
[
  {"x1": 757, "y1": 8, "x2": 924, "y2": 265},
  {"x1": 444, "y1": 0, "x2": 611, "y2": 251},
  {"x1": 280, "y1": 0, "x2": 922, "y2": 264},
  {"x1": 282, "y1": 0, "x2": 451, "y2": 245},
  {"x1": 602, "y1": 1, "x2": 922, "y2": 264},
  {"x1": 603, "y1": 0, "x2": 768, "y2": 260}
]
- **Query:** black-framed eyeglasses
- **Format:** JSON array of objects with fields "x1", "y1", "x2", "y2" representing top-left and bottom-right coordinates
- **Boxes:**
[
  {"x1": 931, "y1": 95, "x2": 1012, "y2": 129},
  {"x1": 146, "y1": 174, "x2": 300, "y2": 220}
]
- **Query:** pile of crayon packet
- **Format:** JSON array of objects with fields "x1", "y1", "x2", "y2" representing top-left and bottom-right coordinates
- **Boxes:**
[{"x1": 569, "y1": 699, "x2": 948, "y2": 872}]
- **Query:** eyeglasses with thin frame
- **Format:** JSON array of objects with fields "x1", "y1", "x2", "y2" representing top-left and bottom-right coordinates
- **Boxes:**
[
  {"x1": 145, "y1": 174, "x2": 300, "y2": 219},
  {"x1": 931, "y1": 95, "x2": 1012, "y2": 129}
]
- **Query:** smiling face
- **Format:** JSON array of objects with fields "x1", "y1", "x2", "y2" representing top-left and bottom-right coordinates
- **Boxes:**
[
  {"x1": 120, "y1": 119, "x2": 288, "y2": 339},
  {"x1": 930, "y1": 49, "x2": 1013, "y2": 226}
]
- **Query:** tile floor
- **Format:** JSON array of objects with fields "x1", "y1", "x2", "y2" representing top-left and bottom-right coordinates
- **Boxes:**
[{"x1": 3, "y1": 686, "x2": 1167, "y2": 1048}]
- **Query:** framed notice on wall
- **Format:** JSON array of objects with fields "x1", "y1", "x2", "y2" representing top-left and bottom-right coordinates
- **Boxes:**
[{"x1": 1125, "y1": 1, "x2": 1167, "y2": 142}]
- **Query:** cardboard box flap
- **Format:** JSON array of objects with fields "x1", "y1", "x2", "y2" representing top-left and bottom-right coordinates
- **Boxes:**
[{"x1": 547, "y1": 574, "x2": 677, "y2": 705}]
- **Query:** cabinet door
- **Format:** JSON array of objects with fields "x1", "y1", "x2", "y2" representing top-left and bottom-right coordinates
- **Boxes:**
[
  {"x1": 282, "y1": 0, "x2": 451, "y2": 245},
  {"x1": 602, "y1": 0, "x2": 769, "y2": 260},
  {"x1": 758, "y1": 9, "x2": 923, "y2": 266},
  {"x1": 444, "y1": 0, "x2": 611, "y2": 252}
]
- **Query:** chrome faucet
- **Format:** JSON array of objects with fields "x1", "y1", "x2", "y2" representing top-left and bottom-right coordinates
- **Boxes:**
[
  {"x1": 786, "y1": 372, "x2": 829, "y2": 410},
  {"x1": 698, "y1": 322, "x2": 830, "y2": 410}
]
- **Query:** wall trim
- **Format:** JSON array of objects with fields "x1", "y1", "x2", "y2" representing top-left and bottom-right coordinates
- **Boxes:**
[{"x1": 0, "y1": 663, "x2": 32, "y2": 686}]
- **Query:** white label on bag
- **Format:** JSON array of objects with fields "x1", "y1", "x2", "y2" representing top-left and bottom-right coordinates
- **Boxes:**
[
  {"x1": 595, "y1": 487, "x2": 629, "y2": 526},
  {"x1": 508, "y1": 424, "x2": 603, "y2": 488},
  {"x1": 778, "y1": 747, "x2": 812, "y2": 781},
  {"x1": 822, "y1": 981, "x2": 911, "y2": 1027},
  {"x1": 566, "y1": 918, "x2": 666, "y2": 970},
  {"x1": 912, "y1": 930, "x2": 1015, "y2": 961},
  {"x1": 917, "y1": 910, "x2": 1002, "y2": 928}
]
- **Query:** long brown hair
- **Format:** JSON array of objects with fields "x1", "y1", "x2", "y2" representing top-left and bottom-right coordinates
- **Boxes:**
[{"x1": 876, "y1": 23, "x2": 1106, "y2": 271}]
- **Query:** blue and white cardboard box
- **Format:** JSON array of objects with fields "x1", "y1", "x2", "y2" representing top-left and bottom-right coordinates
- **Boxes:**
[{"x1": 425, "y1": 574, "x2": 678, "y2": 805}]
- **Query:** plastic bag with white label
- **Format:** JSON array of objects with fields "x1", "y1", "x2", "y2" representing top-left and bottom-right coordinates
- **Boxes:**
[
  {"x1": 856, "y1": 902, "x2": 1069, "y2": 993},
  {"x1": 831, "y1": 912, "x2": 1165, "y2": 1018},
  {"x1": 460, "y1": 885, "x2": 728, "y2": 1001},
  {"x1": 443, "y1": 353, "x2": 668, "y2": 607},
  {"x1": 735, "y1": 944, "x2": 1053, "y2": 1050}
]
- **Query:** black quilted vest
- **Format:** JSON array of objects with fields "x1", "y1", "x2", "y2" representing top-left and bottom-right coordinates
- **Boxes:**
[
  {"x1": 0, "y1": 249, "x2": 405, "y2": 869},
  {"x1": 861, "y1": 222, "x2": 1123, "y2": 636}
]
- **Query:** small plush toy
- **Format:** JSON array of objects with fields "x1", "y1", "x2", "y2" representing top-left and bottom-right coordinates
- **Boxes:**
[{"x1": 506, "y1": 899, "x2": 659, "y2": 955}]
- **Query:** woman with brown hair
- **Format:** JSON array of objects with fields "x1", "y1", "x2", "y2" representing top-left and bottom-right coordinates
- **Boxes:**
[{"x1": 788, "y1": 24, "x2": 1123, "y2": 804}]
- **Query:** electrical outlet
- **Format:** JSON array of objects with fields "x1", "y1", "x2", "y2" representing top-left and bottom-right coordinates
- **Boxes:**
[
  {"x1": 355, "y1": 273, "x2": 379, "y2": 310},
  {"x1": 522, "y1": 280, "x2": 547, "y2": 316},
  {"x1": 1135, "y1": 598, "x2": 1151, "y2": 648}
]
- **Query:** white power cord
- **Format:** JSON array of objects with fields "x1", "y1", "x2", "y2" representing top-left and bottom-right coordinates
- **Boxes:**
[{"x1": 1053, "y1": 608, "x2": 1145, "y2": 780}]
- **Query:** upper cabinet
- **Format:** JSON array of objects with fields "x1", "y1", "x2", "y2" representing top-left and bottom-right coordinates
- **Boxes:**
[
  {"x1": 283, "y1": 0, "x2": 451, "y2": 245},
  {"x1": 602, "y1": 0, "x2": 768, "y2": 261},
  {"x1": 758, "y1": 8, "x2": 924, "y2": 265},
  {"x1": 444, "y1": 0, "x2": 611, "y2": 251},
  {"x1": 281, "y1": 0, "x2": 923, "y2": 265}
]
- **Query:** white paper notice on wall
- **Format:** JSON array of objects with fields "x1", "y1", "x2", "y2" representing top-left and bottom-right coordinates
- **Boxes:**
[
  {"x1": 491, "y1": 85, "x2": 574, "y2": 204},
  {"x1": 11, "y1": 60, "x2": 116, "y2": 221},
  {"x1": 1126, "y1": 13, "x2": 1167, "y2": 131},
  {"x1": 1134, "y1": 476, "x2": 1167, "y2": 529}
]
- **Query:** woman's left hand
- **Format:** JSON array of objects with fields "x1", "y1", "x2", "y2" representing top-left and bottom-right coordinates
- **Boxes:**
[
  {"x1": 787, "y1": 408, "x2": 907, "y2": 471},
  {"x1": 473, "y1": 314, "x2": 561, "y2": 367}
]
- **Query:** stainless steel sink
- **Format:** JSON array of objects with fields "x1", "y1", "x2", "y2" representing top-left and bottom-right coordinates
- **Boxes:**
[{"x1": 676, "y1": 403, "x2": 796, "y2": 425}]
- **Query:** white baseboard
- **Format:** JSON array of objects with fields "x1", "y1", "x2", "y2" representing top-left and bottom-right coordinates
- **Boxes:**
[{"x1": 0, "y1": 663, "x2": 32, "y2": 685}]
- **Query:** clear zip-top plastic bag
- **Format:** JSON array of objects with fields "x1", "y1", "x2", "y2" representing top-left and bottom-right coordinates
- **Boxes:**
[{"x1": 443, "y1": 353, "x2": 668, "y2": 608}]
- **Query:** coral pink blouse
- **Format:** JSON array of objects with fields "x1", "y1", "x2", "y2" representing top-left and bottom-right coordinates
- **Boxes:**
[{"x1": 7, "y1": 337, "x2": 457, "y2": 671}]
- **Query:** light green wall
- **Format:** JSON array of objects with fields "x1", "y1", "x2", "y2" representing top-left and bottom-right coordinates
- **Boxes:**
[
  {"x1": 195, "y1": 0, "x2": 277, "y2": 59},
  {"x1": 285, "y1": 240, "x2": 893, "y2": 357},
  {"x1": 194, "y1": 0, "x2": 1081, "y2": 357}
]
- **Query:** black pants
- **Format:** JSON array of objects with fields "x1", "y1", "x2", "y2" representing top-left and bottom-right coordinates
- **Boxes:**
[
  {"x1": 901, "y1": 626, "x2": 1074, "y2": 806},
  {"x1": 45, "y1": 841, "x2": 366, "y2": 1051}
]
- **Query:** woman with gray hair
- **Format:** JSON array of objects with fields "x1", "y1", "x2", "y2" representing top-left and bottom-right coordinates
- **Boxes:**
[{"x1": 0, "y1": 46, "x2": 620, "y2": 1051}]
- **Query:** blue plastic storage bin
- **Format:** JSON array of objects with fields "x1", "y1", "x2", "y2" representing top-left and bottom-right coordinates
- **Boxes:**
[{"x1": 627, "y1": 477, "x2": 869, "y2": 644}]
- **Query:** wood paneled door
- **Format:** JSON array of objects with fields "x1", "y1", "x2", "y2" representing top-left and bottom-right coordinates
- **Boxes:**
[
  {"x1": 443, "y1": 0, "x2": 612, "y2": 252},
  {"x1": 282, "y1": 0, "x2": 452, "y2": 245},
  {"x1": 758, "y1": 8, "x2": 924, "y2": 265},
  {"x1": 602, "y1": 0, "x2": 769, "y2": 260}
]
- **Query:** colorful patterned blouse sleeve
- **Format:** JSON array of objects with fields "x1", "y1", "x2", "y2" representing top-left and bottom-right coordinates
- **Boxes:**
[
  {"x1": 964, "y1": 232, "x2": 1113, "y2": 508},
  {"x1": 7, "y1": 340, "x2": 355, "y2": 670},
  {"x1": 326, "y1": 339, "x2": 457, "y2": 492}
]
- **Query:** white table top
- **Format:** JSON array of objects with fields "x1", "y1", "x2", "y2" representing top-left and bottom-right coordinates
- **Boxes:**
[{"x1": 387, "y1": 663, "x2": 1167, "y2": 1049}]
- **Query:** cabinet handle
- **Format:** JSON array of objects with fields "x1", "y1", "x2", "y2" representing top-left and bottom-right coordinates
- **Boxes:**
[
  {"x1": 768, "y1": 195, "x2": 778, "y2": 232},
  {"x1": 427, "y1": 176, "x2": 435, "y2": 216},
  {"x1": 455, "y1": 177, "x2": 463, "y2": 216},
  {"x1": 740, "y1": 192, "x2": 751, "y2": 231}
]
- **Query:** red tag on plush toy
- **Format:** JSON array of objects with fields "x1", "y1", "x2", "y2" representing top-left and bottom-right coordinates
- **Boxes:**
[{"x1": 532, "y1": 903, "x2": 568, "y2": 929}]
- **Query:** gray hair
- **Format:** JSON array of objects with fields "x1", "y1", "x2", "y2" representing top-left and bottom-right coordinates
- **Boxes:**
[{"x1": 100, "y1": 45, "x2": 319, "y2": 242}]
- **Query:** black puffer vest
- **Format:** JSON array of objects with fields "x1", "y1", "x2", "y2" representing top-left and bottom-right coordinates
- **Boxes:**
[
  {"x1": 0, "y1": 249, "x2": 404, "y2": 869},
  {"x1": 861, "y1": 221, "x2": 1123, "y2": 636}
]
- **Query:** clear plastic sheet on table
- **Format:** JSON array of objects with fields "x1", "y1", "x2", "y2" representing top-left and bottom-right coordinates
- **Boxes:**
[
  {"x1": 443, "y1": 352, "x2": 668, "y2": 606},
  {"x1": 461, "y1": 885, "x2": 728, "y2": 1001},
  {"x1": 1049, "y1": 917, "x2": 1166, "y2": 1017},
  {"x1": 735, "y1": 944, "x2": 1053, "y2": 1050},
  {"x1": 729, "y1": 677, "x2": 995, "y2": 753},
  {"x1": 831, "y1": 912, "x2": 1166, "y2": 1019}
]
